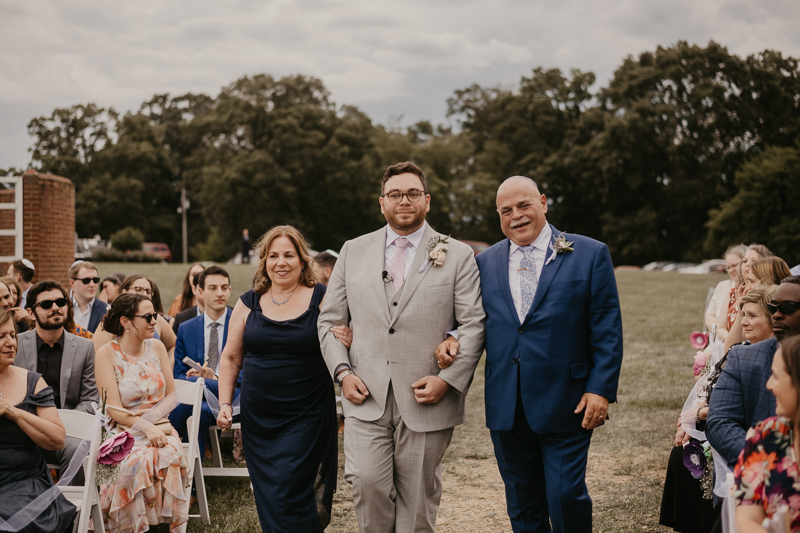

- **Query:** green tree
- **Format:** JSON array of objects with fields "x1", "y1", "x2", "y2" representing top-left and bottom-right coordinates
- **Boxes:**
[
  {"x1": 110, "y1": 226, "x2": 145, "y2": 251},
  {"x1": 706, "y1": 145, "x2": 800, "y2": 266}
]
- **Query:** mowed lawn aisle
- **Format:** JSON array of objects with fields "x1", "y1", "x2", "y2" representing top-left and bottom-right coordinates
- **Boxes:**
[{"x1": 99, "y1": 264, "x2": 720, "y2": 532}]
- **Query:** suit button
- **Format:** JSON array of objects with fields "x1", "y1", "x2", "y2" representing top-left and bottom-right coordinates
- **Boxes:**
[
  {"x1": 393, "y1": 302, "x2": 398, "y2": 306},
  {"x1": 512, "y1": 357, "x2": 518, "y2": 364},
  {"x1": 518, "y1": 327, "x2": 524, "y2": 334},
  {"x1": 389, "y1": 328, "x2": 395, "y2": 334}
]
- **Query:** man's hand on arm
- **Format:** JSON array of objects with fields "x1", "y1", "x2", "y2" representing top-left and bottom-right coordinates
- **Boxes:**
[
  {"x1": 412, "y1": 376, "x2": 450, "y2": 404},
  {"x1": 574, "y1": 392, "x2": 609, "y2": 430},
  {"x1": 340, "y1": 372, "x2": 370, "y2": 405},
  {"x1": 435, "y1": 337, "x2": 459, "y2": 369}
]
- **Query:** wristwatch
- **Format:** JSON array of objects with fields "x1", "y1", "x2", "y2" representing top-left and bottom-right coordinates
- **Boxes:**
[{"x1": 336, "y1": 369, "x2": 354, "y2": 386}]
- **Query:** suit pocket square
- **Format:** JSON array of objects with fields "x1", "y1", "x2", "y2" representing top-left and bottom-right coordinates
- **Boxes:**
[{"x1": 570, "y1": 363, "x2": 588, "y2": 379}]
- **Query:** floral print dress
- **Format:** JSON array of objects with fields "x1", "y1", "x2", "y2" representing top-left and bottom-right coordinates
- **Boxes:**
[
  {"x1": 733, "y1": 417, "x2": 800, "y2": 530},
  {"x1": 99, "y1": 340, "x2": 189, "y2": 533}
]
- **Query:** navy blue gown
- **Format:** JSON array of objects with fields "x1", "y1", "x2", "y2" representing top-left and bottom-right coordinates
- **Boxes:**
[{"x1": 240, "y1": 285, "x2": 337, "y2": 532}]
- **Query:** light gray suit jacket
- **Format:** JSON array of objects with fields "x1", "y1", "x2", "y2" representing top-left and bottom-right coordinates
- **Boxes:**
[
  {"x1": 14, "y1": 330, "x2": 99, "y2": 414},
  {"x1": 318, "y1": 224, "x2": 486, "y2": 433}
]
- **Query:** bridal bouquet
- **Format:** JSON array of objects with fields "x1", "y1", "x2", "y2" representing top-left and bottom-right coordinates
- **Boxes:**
[{"x1": 95, "y1": 389, "x2": 134, "y2": 485}]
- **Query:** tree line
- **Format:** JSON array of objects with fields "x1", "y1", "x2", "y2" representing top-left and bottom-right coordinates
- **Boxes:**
[{"x1": 7, "y1": 41, "x2": 800, "y2": 266}]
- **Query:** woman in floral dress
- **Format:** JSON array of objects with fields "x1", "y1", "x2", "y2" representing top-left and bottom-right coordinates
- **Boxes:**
[
  {"x1": 734, "y1": 335, "x2": 800, "y2": 531},
  {"x1": 95, "y1": 293, "x2": 189, "y2": 533}
]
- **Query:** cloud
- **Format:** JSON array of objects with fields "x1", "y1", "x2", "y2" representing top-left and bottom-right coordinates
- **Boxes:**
[{"x1": 2, "y1": 0, "x2": 800, "y2": 167}]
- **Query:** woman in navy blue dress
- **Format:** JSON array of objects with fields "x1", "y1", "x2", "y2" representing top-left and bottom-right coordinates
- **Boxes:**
[{"x1": 216, "y1": 225, "x2": 351, "y2": 532}]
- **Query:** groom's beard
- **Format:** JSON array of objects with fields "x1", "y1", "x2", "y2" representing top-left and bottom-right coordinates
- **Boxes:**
[{"x1": 386, "y1": 208, "x2": 426, "y2": 233}]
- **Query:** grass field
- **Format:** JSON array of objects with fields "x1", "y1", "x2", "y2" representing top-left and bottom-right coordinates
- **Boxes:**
[{"x1": 98, "y1": 262, "x2": 723, "y2": 532}]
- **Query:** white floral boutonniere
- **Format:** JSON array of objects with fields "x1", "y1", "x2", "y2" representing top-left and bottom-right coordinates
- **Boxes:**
[
  {"x1": 546, "y1": 232, "x2": 575, "y2": 265},
  {"x1": 420, "y1": 235, "x2": 450, "y2": 273}
]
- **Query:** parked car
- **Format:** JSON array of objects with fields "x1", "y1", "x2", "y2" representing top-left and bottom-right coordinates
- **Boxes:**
[
  {"x1": 678, "y1": 259, "x2": 727, "y2": 274},
  {"x1": 461, "y1": 240, "x2": 490, "y2": 256},
  {"x1": 661, "y1": 262, "x2": 696, "y2": 272},
  {"x1": 642, "y1": 261, "x2": 673, "y2": 271},
  {"x1": 142, "y1": 242, "x2": 172, "y2": 262}
]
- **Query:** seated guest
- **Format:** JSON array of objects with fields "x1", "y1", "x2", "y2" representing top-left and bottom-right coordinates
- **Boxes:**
[
  {"x1": 746, "y1": 257, "x2": 792, "y2": 288},
  {"x1": 7, "y1": 258, "x2": 35, "y2": 309},
  {"x1": 705, "y1": 245, "x2": 746, "y2": 336},
  {"x1": 312, "y1": 251, "x2": 338, "y2": 286},
  {"x1": 717, "y1": 244, "x2": 773, "y2": 342},
  {"x1": 172, "y1": 270, "x2": 205, "y2": 334},
  {"x1": 0, "y1": 308, "x2": 77, "y2": 533},
  {"x1": 707, "y1": 276, "x2": 800, "y2": 469},
  {"x1": 68, "y1": 261, "x2": 109, "y2": 333},
  {"x1": 95, "y1": 293, "x2": 189, "y2": 532},
  {"x1": 733, "y1": 335, "x2": 800, "y2": 530},
  {"x1": 98, "y1": 273, "x2": 124, "y2": 305},
  {"x1": 0, "y1": 279, "x2": 30, "y2": 333},
  {"x1": 170, "y1": 265, "x2": 237, "y2": 462},
  {"x1": 14, "y1": 280, "x2": 100, "y2": 483},
  {"x1": 1, "y1": 275, "x2": 33, "y2": 332},
  {"x1": 167, "y1": 263, "x2": 205, "y2": 317},
  {"x1": 148, "y1": 277, "x2": 173, "y2": 326},
  {"x1": 93, "y1": 275, "x2": 177, "y2": 358},
  {"x1": 660, "y1": 285, "x2": 777, "y2": 532}
]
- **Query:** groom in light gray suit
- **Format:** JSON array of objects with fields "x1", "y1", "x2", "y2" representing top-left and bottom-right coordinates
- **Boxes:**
[
  {"x1": 15, "y1": 280, "x2": 99, "y2": 480},
  {"x1": 319, "y1": 161, "x2": 485, "y2": 533}
]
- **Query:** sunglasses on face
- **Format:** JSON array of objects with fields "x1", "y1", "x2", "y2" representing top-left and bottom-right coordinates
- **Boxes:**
[
  {"x1": 73, "y1": 277, "x2": 100, "y2": 285},
  {"x1": 134, "y1": 313, "x2": 159, "y2": 323},
  {"x1": 34, "y1": 298, "x2": 68, "y2": 310},
  {"x1": 767, "y1": 301, "x2": 800, "y2": 315}
]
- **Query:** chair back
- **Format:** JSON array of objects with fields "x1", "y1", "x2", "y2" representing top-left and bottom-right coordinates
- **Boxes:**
[{"x1": 57, "y1": 409, "x2": 104, "y2": 533}]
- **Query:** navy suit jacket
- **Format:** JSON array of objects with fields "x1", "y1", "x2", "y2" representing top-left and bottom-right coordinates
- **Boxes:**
[
  {"x1": 476, "y1": 225, "x2": 624, "y2": 433},
  {"x1": 87, "y1": 298, "x2": 110, "y2": 333},
  {"x1": 173, "y1": 309, "x2": 232, "y2": 382},
  {"x1": 706, "y1": 338, "x2": 778, "y2": 468}
]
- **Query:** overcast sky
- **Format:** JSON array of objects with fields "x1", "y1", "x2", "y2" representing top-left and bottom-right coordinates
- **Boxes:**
[{"x1": 2, "y1": 0, "x2": 799, "y2": 169}]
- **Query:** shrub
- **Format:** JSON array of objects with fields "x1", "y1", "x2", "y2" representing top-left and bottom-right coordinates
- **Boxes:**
[
  {"x1": 92, "y1": 248, "x2": 162, "y2": 263},
  {"x1": 110, "y1": 227, "x2": 144, "y2": 252}
]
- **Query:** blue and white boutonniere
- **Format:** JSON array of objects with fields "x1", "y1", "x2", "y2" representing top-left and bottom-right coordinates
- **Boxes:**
[
  {"x1": 419, "y1": 235, "x2": 449, "y2": 273},
  {"x1": 545, "y1": 233, "x2": 575, "y2": 265}
]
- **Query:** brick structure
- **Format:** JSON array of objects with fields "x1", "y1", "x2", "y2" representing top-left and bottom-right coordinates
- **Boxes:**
[{"x1": 0, "y1": 169, "x2": 75, "y2": 288}]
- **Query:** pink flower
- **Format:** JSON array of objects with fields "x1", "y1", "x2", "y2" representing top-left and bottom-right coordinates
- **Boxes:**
[
  {"x1": 693, "y1": 351, "x2": 707, "y2": 377},
  {"x1": 98, "y1": 431, "x2": 134, "y2": 465},
  {"x1": 690, "y1": 331, "x2": 709, "y2": 350},
  {"x1": 432, "y1": 250, "x2": 446, "y2": 267}
]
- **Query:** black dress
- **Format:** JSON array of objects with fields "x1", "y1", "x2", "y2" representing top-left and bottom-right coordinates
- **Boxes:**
[
  {"x1": 0, "y1": 371, "x2": 76, "y2": 533},
  {"x1": 239, "y1": 285, "x2": 338, "y2": 532}
]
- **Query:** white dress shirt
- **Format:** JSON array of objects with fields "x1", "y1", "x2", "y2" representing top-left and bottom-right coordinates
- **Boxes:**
[
  {"x1": 72, "y1": 296, "x2": 95, "y2": 330},
  {"x1": 509, "y1": 224, "x2": 552, "y2": 323},
  {"x1": 203, "y1": 311, "x2": 226, "y2": 374},
  {"x1": 385, "y1": 222, "x2": 428, "y2": 281}
]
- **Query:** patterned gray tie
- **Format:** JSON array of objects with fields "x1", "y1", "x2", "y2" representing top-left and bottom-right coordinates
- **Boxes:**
[
  {"x1": 208, "y1": 322, "x2": 220, "y2": 372},
  {"x1": 519, "y1": 245, "x2": 539, "y2": 318}
]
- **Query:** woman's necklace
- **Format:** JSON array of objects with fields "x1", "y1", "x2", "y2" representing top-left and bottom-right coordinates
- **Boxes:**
[
  {"x1": 270, "y1": 284, "x2": 300, "y2": 306},
  {"x1": 0, "y1": 367, "x2": 11, "y2": 399}
]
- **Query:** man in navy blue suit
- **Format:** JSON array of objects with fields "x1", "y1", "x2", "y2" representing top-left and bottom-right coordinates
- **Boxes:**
[
  {"x1": 706, "y1": 277, "x2": 800, "y2": 468},
  {"x1": 68, "y1": 261, "x2": 109, "y2": 333},
  {"x1": 475, "y1": 177, "x2": 623, "y2": 533},
  {"x1": 169, "y1": 265, "x2": 237, "y2": 459}
]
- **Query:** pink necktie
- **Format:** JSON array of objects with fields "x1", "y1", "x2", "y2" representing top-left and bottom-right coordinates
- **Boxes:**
[{"x1": 388, "y1": 237, "x2": 412, "y2": 292}]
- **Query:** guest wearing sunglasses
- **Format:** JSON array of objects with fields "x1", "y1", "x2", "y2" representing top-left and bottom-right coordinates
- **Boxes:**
[
  {"x1": 67, "y1": 261, "x2": 109, "y2": 333},
  {"x1": 707, "y1": 276, "x2": 800, "y2": 470},
  {"x1": 13, "y1": 280, "x2": 99, "y2": 482},
  {"x1": 92, "y1": 275, "x2": 177, "y2": 359}
]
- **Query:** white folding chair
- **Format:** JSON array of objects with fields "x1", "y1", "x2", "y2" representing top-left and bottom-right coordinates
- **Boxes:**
[
  {"x1": 206, "y1": 421, "x2": 250, "y2": 478},
  {"x1": 174, "y1": 378, "x2": 210, "y2": 533},
  {"x1": 56, "y1": 409, "x2": 105, "y2": 533}
]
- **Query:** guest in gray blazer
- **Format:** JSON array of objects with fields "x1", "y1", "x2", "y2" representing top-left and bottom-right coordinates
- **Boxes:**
[
  {"x1": 15, "y1": 280, "x2": 99, "y2": 480},
  {"x1": 319, "y1": 161, "x2": 486, "y2": 533}
]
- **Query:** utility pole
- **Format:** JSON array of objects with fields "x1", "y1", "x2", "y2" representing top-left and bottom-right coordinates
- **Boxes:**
[{"x1": 179, "y1": 187, "x2": 188, "y2": 264}]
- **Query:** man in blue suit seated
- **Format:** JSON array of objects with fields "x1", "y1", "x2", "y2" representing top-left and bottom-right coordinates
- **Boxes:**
[
  {"x1": 706, "y1": 276, "x2": 800, "y2": 468},
  {"x1": 473, "y1": 176, "x2": 623, "y2": 533},
  {"x1": 169, "y1": 265, "x2": 239, "y2": 460}
]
